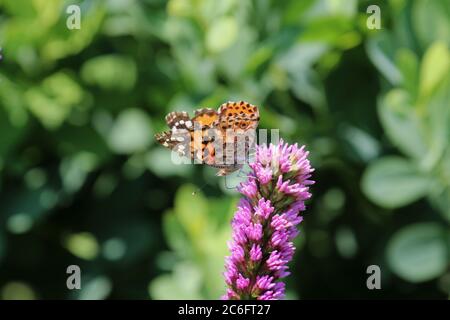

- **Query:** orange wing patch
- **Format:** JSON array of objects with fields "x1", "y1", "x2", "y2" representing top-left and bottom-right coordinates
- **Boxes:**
[
  {"x1": 218, "y1": 101, "x2": 260, "y2": 132},
  {"x1": 192, "y1": 108, "x2": 219, "y2": 128}
]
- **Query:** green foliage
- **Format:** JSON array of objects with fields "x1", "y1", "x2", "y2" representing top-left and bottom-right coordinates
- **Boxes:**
[
  {"x1": 0, "y1": 0, "x2": 449, "y2": 299},
  {"x1": 362, "y1": 156, "x2": 431, "y2": 208},
  {"x1": 387, "y1": 223, "x2": 448, "y2": 283},
  {"x1": 150, "y1": 185, "x2": 234, "y2": 299},
  {"x1": 364, "y1": 30, "x2": 450, "y2": 220},
  {"x1": 360, "y1": 1, "x2": 450, "y2": 290},
  {"x1": 81, "y1": 55, "x2": 137, "y2": 91}
]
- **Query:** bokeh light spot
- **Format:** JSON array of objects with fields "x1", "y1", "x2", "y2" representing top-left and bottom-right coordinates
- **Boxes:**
[
  {"x1": 1, "y1": 282, "x2": 37, "y2": 300},
  {"x1": 7, "y1": 213, "x2": 33, "y2": 234},
  {"x1": 102, "y1": 238, "x2": 127, "y2": 261},
  {"x1": 64, "y1": 232, "x2": 99, "y2": 260}
]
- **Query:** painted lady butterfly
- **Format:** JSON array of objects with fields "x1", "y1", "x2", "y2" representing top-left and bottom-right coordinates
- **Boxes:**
[{"x1": 155, "y1": 101, "x2": 260, "y2": 176}]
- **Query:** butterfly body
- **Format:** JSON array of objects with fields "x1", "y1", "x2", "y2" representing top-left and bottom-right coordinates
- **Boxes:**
[{"x1": 155, "y1": 101, "x2": 259, "y2": 176}]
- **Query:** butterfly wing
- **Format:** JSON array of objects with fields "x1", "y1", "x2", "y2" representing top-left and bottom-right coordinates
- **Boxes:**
[
  {"x1": 155, "y1": 111, "x2": 193, "y2": 157},
  {"x1": 190, "y1": 108, "x2": 220, "y2": 166},
  {"x1": 192, "y1": 108, "x2": 219, "y2": 128},
  {"x1": 155, "y1": 102, "x2": 260, "y2": 176},
  {"x1": 155, "y1": 109, "x2": 218, "y2": 164},
  {"x1": 218, "y1": 101, "x2": 259, "y2": 173},
  {"x1": 218, "y1": 101, "x2": 259, "y2": 132}
]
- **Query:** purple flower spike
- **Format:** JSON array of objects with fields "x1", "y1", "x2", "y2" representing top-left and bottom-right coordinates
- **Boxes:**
[{"x1": 222, "y1": 140, "x2": 314, "y2": 300}]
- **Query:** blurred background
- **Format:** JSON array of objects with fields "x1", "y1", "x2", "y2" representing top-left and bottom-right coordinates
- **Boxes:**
[{"x1": 0, "y1": 0, "x2": 449, "y2": 299}]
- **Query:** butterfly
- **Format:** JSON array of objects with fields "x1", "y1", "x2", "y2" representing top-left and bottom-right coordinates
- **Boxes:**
[{"x1": 155, "y1": 101, "x2": 260, "y2": 176}]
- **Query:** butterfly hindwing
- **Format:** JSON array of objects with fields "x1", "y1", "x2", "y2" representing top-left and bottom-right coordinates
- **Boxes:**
[{"x1": 155, "y1": 131, "x2": 173, "y2": 148}]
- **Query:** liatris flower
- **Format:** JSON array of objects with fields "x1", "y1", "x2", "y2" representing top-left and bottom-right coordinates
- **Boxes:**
[{"x1": 223, "y1": 140, "x2": 314, "y2": 300}]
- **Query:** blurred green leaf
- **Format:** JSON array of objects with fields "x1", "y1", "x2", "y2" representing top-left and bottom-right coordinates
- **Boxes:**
[
  {"x1": 412, "y1": 0, "x2": 450, "y2": 49},
  {"x1": 167, "y1": 0, "x2": 193, "y2": 17},
  {"x1": 217, "y1": 26, "x2": 254, "y2": 80},
  {"x1": 422, "y1": 77, "x2": 450, "y2": 170},
  {"x1": 107, "y1": 108, "x2": 153, "y2": 154},
  {"x1": 206, "y1": 16, "x2": 238, "y2": 53},
  {"x1": 60, "y1": 152, "x2": 99, "y2": 193},
  {"x1": 277, "y1": 43, "x2": 328, "y2": 109},
  {"x1": 174, "y1": 184, "x2": 209, "y2": 243},
  {"x1": 418, "y1": 42, "x2": 450, "y2": 102},
  {"x1": 146, "y1": 148, "x2": 192, "y2": 178},
  {"x1": 341, "y1": 125, "x2": 381, "y2": 162},
  {"x1": 387, "y1": 223, "x2": 448, "y2": 283},
  {"x1": 163, "y1": 210, "x2": 191, "y2": 256},
  {"x1": 81, "y1": 55, "x2": 137, "y2": 91},
  {"x1": 362, "y1": 156, "x2": 431, "y2": 208},
  {"x1": 378, "y1": 89, "x2": 428, "y2": 160},
  {"x1": 367, "y1": 32, "x2": 402, "y2": 85},
  {"x1": 156, "y1": 185, "x2": 233, "y2": 299},
  {"x1": 149, "y1": 262, "x2": 203, "y2": 300},
  {"x1": 429, "y1": 187, "x2": 450, "y2": 223},
  {"x1": 396, "y1": 48, "x2": 419, "y2": 100},
  {"x1": 290, "y1": 69, "x2": 326, "y2": 110},
  {"x1": 42, "y1": 4, "x2": 106, "y2": 61},
  {"x1": 25, "y1": 72, "x2": 85, "y2": 129}
]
